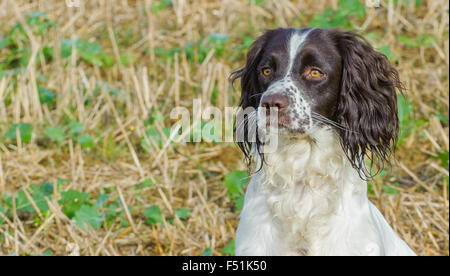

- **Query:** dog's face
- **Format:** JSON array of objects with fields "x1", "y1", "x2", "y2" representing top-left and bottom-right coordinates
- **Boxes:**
[
  {"x1": 253, "y1": 28, "x2": 342, "y2": 133},
  {"x1": 232, "y1": 28, "x2": 403, "y2": 176}
]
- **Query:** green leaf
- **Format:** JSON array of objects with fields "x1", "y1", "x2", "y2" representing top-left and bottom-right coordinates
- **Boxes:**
[
  {"x1": 45, "y1": 126, "x2": 66, "y2": 142},
  {"x1": 153, "y1": 47, "x2": 181, "y2": 61},
  {"x1": 26, "y1": 11, "x2": 47, "y2": 23},
  {"x1": 225, "y1": 170, "x2": 249, "y2": 211},
  {"x1": 61, "y1": 39, "x2": 76, "y2": 58},
  {"x1": 38, "y1": 86, "x2": 56, "y2": 104},
  {"x1": 338, "y1": 0, "x2": 366, "y2": 18},
  {"x1": 151, "y1": 0, "x2": 173, "y2": 13},
  {"x1": 13, "y1": 190, "x2": 34, "y2": 212},
  {"x1": 120, "y1": 54, "x2": 135, "y2": 67},
  {"x1": 0, "y1": 205, "x2": 6, "y2": 225},
  {"x1": 4, "y1": 184, "x2": 49, "y2": 213},
  {"x1": 57, "y1": 178, "x2": 69, "y2": 191},
  {"x1": 80, "y1": 52, "x2": 103, "y2": 67},
  {"x1": 4, "y1": 123, "x2": 33, "y2": 143},
  {"x1": 382, "y1": 183, "x2": 399, "y2": 195},
  {"x1": 105, "y1": 206, "x2": 123, "y2": 226},
  {"x1": 58, "y1": 190, "x2": 91, "y2": 218},
  {"x1": 74, "y1": 205, "x2": 103, "y2": 230},
  {"x1": 365, "y1": 32, "x2": 378, "y2": 42},
  {"x1": 143, "y1": 205, "x2": 163, "y2": 226},
  {"x1": 24, "y1": 12, "x2": 55, "y2": 35},
  {"x1": 76, "y1": 40, "x2": 102, "y2": 55},
  {"x1": 417, "y1": 34, "x2": 436, "y2": 47},
  {"x1": 225, "y1": 170, "x2": 249, "y2": 196},
  {"x1": 39, "y1": 182, "x2": 54, "y2": 196},
  {"x1": 378, "y1": 45, "x2": 393, "y2": 61},
  {"x1": 119, "y1": 215, "x2": 130, "y2": 228},
  {"x1": 367, "y1": 182, "x2": 375, "y2": 195},
  {"x1": 68, "y1": 121, "x2": 84, "y2": 136},
  {"x1": 95, "y1": 193, "x2": 110, "y2": 208},
  {"x1": 100, "y1": 197, "x2": 123, "y2": 226},
  {"x1": 310, "y1": 8, "x2": 351, "y2": 29},
  {"x1": 31, "y1": 186, "x2": 49, "y2": 212},
  {"x1": 142, "y1": 128, "x2": 161, "y2": 151},
  {"x1": 101, "y1": 53, "x2": 114, "y2": 67},
  {"x1": 249, "y1": 0, "x2": 265, "y2": 5},
  {"x1": 41, "y1": 46, "x2": 54, "y2": 62},
  {"x1": 77, "y1": 134, "x2": 94, "y2": 149},
  {"x1": 0, "y1": 37, "x2": 10, "y2": 49},
  {"x1": 234, "y1": 195, "x2": 245, "y2": 211},
  {"x1": 200, "y1": 247, "x2": 212, "y2": 256},
  {"x1": 397, "y1": 94, "x2": 413, "y2": 124},
  {"x1": 397, "y1": 35, "x2": 418, "y2": 47},
  {"x1": 61, "y1": 39, "x2": 111, "y2": 67},
  {"x1": 397, "y1": 94, "x2": 414, "y2": 146},
  {"x1": 40, "y1": 250, "x2": 53, "y2": 256},
  {"x1": 201, "y1": 121, "x2": 221, "y2": 143},
  {"x1": 136, "y1": 178, "x2": 155, "y2": 190},
  {"x1": 174, "y1": 208, "x2": 191, "y2": 220},
  {"x1": 435, "y1": 151, "x2": 449, "y2": 169},
  {"x1": 208, "y1": 33, "x2": 229, "y2": 50},
  {"x1": 436, "y1": 114, "x2": 449, "y2": 123},
  {"x1": 141, "y1": 128, "x2": 170, "y2": 151},
  {"x1": 221, "y1": 239, "x2": 235, "y2": 256},
  {"x1": 210, "y1": 87, "x2": 218, "y2": 105}
]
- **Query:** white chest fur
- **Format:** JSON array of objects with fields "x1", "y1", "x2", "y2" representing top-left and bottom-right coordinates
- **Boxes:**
[{"x1": 235, "y1": 127, "x2": 415, "y2": 256}]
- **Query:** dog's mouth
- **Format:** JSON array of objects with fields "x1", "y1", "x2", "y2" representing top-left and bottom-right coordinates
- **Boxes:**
[{"x1": 258, "y1": 115, "x2": 309, "y2": 135}]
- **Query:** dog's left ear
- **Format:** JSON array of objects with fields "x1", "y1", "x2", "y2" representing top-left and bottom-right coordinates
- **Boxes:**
[{"x1": 333, "y1": 30, "x2": 403, "y2": 177}]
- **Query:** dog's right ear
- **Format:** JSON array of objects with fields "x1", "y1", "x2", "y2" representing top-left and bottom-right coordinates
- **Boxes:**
[
  {"x1": 231, "y1": 31, "x2": 270, "y2": 168},
  {"x1": 230, "y1": 32, "x2": 266, "y2": 161},
  {"x1": 231, "y1": 32, "x2": 270, "y2": 109}
]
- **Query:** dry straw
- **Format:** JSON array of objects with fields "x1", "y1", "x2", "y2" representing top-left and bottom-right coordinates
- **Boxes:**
[{"x1": 0, "y1": 0, "x2": 448, "y2": 256}]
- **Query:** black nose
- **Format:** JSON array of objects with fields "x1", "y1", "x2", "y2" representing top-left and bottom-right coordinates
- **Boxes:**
[{"x1": 261, "y1": 93, "x2": 289, "y2": 113}]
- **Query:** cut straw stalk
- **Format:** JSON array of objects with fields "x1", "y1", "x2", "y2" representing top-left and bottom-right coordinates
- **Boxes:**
[{"x1": 0, "y1": 0, "x2": 447, "y2": 256}]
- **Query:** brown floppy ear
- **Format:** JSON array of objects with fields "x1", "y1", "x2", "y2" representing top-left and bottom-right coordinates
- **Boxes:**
[
  {"x1": 231, "y1": 31, "x2": 270, "y2": 110},
  {"x1": 333, "y1": 30, "x2": 403, "y2": 177},
  {"x1": 230, "y1": 30, "x2": 271, "y2": 164}
]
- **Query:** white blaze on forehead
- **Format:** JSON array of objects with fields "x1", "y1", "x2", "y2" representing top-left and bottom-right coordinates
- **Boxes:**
[
  {"x1": 286, "y1": 30, "x2": 310, "y2": 76},
  {"x1": 259, "y1": 29, "x2": 314, "y2": 131}
]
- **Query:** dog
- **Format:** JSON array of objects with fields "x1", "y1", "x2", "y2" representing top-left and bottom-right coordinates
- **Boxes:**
[{"x1": 231, "y1": 28, "x2": 416, "y2": 256}]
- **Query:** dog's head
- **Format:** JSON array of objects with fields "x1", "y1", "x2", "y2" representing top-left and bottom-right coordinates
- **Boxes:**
[{"x1": 232, "y1": 28, "x2": 403, "y2": 176}]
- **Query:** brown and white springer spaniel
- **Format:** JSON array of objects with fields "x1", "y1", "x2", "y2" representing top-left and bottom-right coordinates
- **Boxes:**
[{"x1": 231, "y1": 28, "x2": 416, "y2": 256}]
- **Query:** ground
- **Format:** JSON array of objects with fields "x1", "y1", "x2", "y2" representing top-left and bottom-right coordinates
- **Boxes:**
[{"x1": 0, "y1": 0, "x2": 448, "y2": 256}]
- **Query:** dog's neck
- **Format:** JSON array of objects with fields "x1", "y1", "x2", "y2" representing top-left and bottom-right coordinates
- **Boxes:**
[
  {"x1": 254, "y1": 127, "x2": 369, "y2": 253},
  {"x1": 259, "y1": 127, "x2": 363, "y2": 186}
]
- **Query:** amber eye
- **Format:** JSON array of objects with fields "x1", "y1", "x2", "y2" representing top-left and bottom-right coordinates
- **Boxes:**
[
  {"x1": 262, "y1": 68, "x2": 272, "y2": 76},
  {"x1": 304, "y1": 68, "x2": 326, "y2": 80},
  {"x1": 309, "y1": 69, "x2": 323, "y2": 78}
]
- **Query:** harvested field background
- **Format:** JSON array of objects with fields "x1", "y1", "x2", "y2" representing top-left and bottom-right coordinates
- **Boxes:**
[{"x1": 0, "y1": 0, "x2": 448, "y2": 256}]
